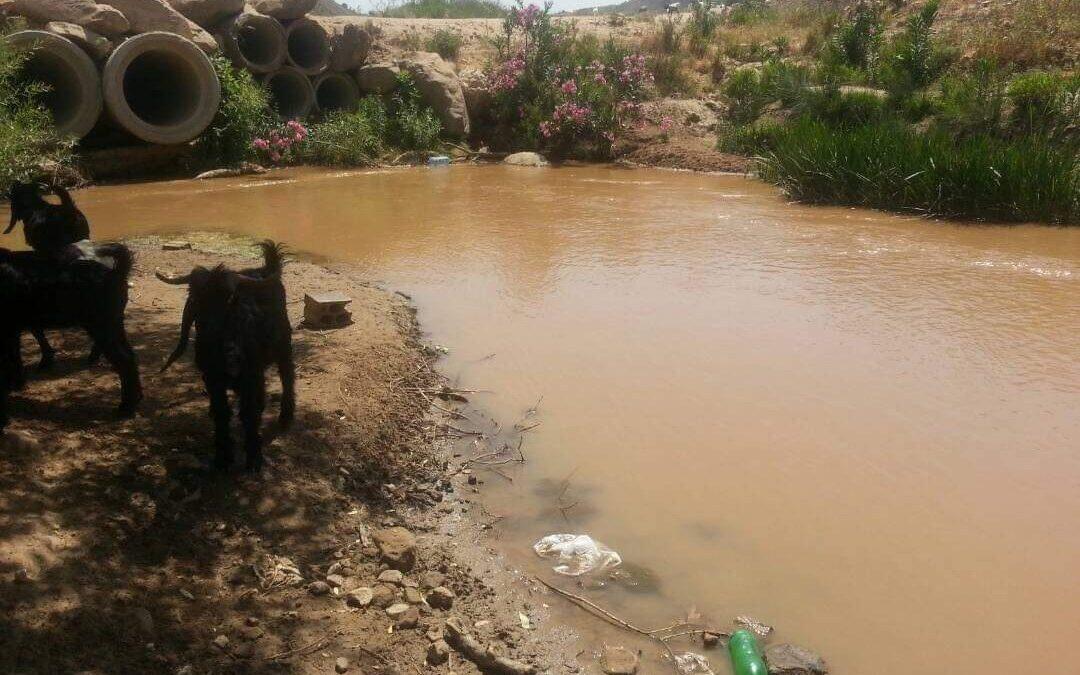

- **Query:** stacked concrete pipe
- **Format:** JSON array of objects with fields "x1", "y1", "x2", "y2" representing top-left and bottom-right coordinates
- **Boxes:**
[
  {"x1": 312, "y1": 71, "x2": 359, "y2": 114},
  {"x1": 102, "y1": 32, "x2": 221, "y2": 144},
  {"x1": 4, "y1": 30, "x2": 103, "y2": 139},
  {"x1": 263, "y1": 67, "x2": 315, "y2": 119},
  {"x1": 214, "y1": 11, "x2": 287, "y2": 74},
  {"x1": 283, "y1": 17, "x2": 330, "y2": 76}
]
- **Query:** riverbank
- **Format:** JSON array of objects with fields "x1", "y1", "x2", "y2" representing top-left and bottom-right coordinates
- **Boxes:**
[{"x1": 0, "y1": 234, "x2": 578, "y2": 674}]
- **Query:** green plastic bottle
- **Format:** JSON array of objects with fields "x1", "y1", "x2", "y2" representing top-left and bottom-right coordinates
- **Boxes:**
[{"x1": 728, "y1": 629, "x2": 768, "y2": 675}]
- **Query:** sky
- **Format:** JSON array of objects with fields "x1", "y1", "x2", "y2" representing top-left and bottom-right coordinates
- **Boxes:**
[{"x1": 340, "y1": 0, "x2": 623, "y2": 13}]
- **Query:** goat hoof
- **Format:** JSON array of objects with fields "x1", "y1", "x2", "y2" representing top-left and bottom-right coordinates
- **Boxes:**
[
  {"x1": 115, "y1": 404, "x2": 138, "y2": 419},
  {"x1": 37, "y1": 359, "x2": 54, "y2": 372}
]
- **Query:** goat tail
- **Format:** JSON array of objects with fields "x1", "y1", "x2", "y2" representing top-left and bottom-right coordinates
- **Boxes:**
[
  {"x1": 258, "y1": 240, "x2": 287, "y2": 277},
  {"x1": 161, "y1": 296, "x2": 194, "y2": 373},
  {"x1": 96, "y1": 243, "x2": 135, "y2": 281}
]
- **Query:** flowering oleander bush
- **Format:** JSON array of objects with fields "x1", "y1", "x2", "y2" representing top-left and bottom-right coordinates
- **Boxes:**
[
  {"x1": 485, "y1": 1, "x2": 652, "y2": 158},
  {"x1": 252, "y1": 120, "x2": 309, "y2": 164}
]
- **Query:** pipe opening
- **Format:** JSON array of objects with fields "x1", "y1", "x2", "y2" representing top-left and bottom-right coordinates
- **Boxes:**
[
  {"x1": 237, "y1": 19, "x2": 282, "y2": 69},
  {"x1": 286, "y1": 21, "x2": 329, "y2": 73},
  {"x1": 21, "y1": 49, "x2": 85, "y2": 130},
  {"x1": 315, "y1": 74, "x2": 358, "y2": 113},
  {"x1": 266, "y1": 70, "x2": 313, "y2": 119},
  {"x1": 122, "y1": 51, "x2": 202, "y2": 126}
]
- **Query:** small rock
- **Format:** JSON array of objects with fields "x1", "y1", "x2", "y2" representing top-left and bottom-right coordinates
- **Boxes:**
[
  {"x1": 504, "y1": 151, "x2": 548, "y2": 167},
  {"x1": 467, "y1": 474, "x2": 478, "y2": 485},
  {"x1": 765, "y1": 643, "x2": 829, "y2": 675},
  {"x1": 426, "y1": 639, "x2": 450, "y2": 665},
  {"x1": 427, "y1": 586, "x2": 455, "y2": 610},
  {"x1": 402, "y1": 578, "x2": 419, "y2": 588},
  {"x1": 212, "y1": 634, "x2": 230, "y2": 650},
  {"x1": 334, "y1": 656, "x2": 350, "y2": 673},
  {"x1": 370, "y1": 584, "x2": 398, "y2": 609},
  {"x1": 395, "y1": 606, "x2": 420, "y2": 629},
  {"x1": 702, "y1": 630, "x2": 722, "y2": 648},
  {"x1": 420, "y1": 571, "x2": 445, "y2": 589},
  {"x1": 377, "y1": 569, "x2": 404, "y2": 585},
  {"x1": 425, "y1": 627, "x2": 443, "y2": 642},
  {"x1": 245, "y1": 617, "x2": 260, "y2": 627},
  {"x1": 1, "y1": 430, "x2": 40, "y2": 452},
  {"x1": 325, "y1": 574, "x2": 347, "y2": 589},
  {"x1": 308, "y1": 581, "x2": 331, "y2": 596},
  {"x1": 346, "y1": 587, "x2": 374, "y2": 608},
  {"x1": 601, "y1": 644, "x2": 639, "y2": 675},
  {"x1": 130, "y1": 608, "x2": 155, "y2": 637},
  {"x1": 404, "y1": 587, "x2": 423, "y2": 604},
  {"x1": 374, "y1": 527, "x2": 416, "y2": 571},
  {"x1": 385, "y1": 603, "x2": 411, "y2": 619},
  {"x1": 12, "y1": 567, "x2": 32, "y2": 584},
  {"x1": 162, "y1": 241, "x2": 192, "y2": 251}
]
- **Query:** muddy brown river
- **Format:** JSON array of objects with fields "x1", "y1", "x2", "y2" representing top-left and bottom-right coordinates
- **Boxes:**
[{"x1": 61, "y1": 166, "x2": 1080, "y2": 673}]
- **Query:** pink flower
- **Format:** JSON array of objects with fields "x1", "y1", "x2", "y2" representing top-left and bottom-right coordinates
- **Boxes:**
[
  {"x1": 659, "y1": 115, "x2": 674, "y2": 132},
  {"x1": 560, "y1": 80, "x2": 578, "y2": 95},
  {"x1": 252, "y1": 138, "x2": 270, "y2": 150},
  {"x1": 539, "y1": 120, "x2": 554, "y2": 138}
]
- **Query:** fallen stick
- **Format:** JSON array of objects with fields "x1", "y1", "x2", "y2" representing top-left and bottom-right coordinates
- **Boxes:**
[
  {"x1": 443, "y1": 616, "x2": 537, "y2": 675},
  {"x1": 265, "y1": 636, "x2": 329, "y2": 661}
]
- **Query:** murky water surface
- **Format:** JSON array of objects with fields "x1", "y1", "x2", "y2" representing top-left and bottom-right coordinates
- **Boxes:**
[{"x1": 74, "y1": 166, "x2": 1080, "y2": 673}]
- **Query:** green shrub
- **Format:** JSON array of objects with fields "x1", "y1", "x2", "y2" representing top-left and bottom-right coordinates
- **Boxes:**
[
  {"x1": 936, "y1": 60, "x2": 1008, "y2": 137},
  {"x1": 382, "y1": 0, "x2": 506, "y2": 18},
  {"x1": 879, "y1": 0, "x2": 951, "y2": 95},
  {"x1": 425, "y1": 28, "x2": 464, "y2": 61},
  {"x1": 752, "y1": 117, "x2": 1079, "y2": 223},
  {"x1": 196, "y1": 56, "x2": 272, "y2": 166},
  {"x1": 300, "y1": 97, "x2": 389, "y2": 166},
  {"x1": 687, "y1": 0, "x2": 720, "y2": 45},
  {"x1": 821, "y1": 2, "x2": 882, "y2": 74},
  {"x1": 727, "y1": 0, "x2": 773, "y2": 26},
  {"x1": 722, "y1": 61, "x2": 810, "y2": 124},
  {"x1": 388, "y1": 72, "x2": 442, "y2": 151},
  {"x1": 1007, "y1": 70, "x2": 1080, "y2": 137},
  {"x1": 798, "y1": 88, "x2": 888, "y2": 128},
  {"x1": 724, "y1": 68, "x2": 765, "y2": 124},
  {"x1": 0, "y1": 37, "x2": 74, "y2": 193}
]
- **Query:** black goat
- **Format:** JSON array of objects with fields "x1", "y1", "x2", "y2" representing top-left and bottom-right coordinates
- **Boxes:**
[
  {"x1": 0, "y1": 244, "x2": 142, "y2": 431},
  {"x1": 5, "y1": 181, "x2": 98, "y2": 369},
  {"x1": 158, "y1": 241, "x2": 295, "y2": 472}
]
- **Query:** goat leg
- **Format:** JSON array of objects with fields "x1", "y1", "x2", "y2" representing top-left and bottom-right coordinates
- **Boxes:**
[
  {"x1": 277, "y1": 350, "x2": 295, "y2": 429},
  {"x1": 206, "y1": 380, "x2": 235, "y2": 470},
  {"x1": 31, "y1": 328, "x2": 55, "y2": 371},
  {"x1": 96, "y1": 325, "x2": 142, "y2": 417},
  {"x1": 239, "y1": 374, "x2": 267, "y2": 473}
]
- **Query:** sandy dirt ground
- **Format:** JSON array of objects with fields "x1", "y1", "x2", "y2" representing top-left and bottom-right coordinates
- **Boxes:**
[{"x1": 0, "y1": 234, "x2": 579, "y2": 674}]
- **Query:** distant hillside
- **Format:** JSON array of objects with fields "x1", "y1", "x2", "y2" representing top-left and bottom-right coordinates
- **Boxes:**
[{"x1": 312, "y1": 0, "x2": 362, "y2": 16}]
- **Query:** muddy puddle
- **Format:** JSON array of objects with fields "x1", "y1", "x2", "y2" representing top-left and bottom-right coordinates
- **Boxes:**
[{"x1": 41, "y1": 165, "x2": 1080, "y2": 673}]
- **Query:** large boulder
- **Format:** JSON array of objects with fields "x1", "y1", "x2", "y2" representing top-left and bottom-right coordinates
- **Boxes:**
[
  {"x1": 314, "y1": 17, "x2": 371, "y2": 72},
  {"x1": 765, "y1": 644, "x2": 829, "y2": 675},
  {"x1": 250, "y1": 0, "x2": 315, "y2": 20},
  {"x1": 354, "y1": 61, "x2": 400, "y2": 94},
  {"x1": 45, "y1": 21, "x2": 114, "y2": 60},
  {"x1": 458, "y1": 68, "x2": 492, "y2": 121},
  {"x1": 397, "y1": 52, "x2": 469, "y2": 138},
  {"x1": 504, "y1": 152, "x2": 547, "y2": 167},
  {"x1": 100, "y1": 0, "x2": 217, "y2": 53},
  {"x1": 11, "y1": 0, "x2": 129, "y2": 38},
  {"x1": 165, "y1": 0, "x2": 244, "y2": 29}
]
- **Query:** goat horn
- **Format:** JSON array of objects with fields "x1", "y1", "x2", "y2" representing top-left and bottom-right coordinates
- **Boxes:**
[
  {"x1": 155, "y1": 270, "x2": 192, "y2": 285},
  {"x1": 236, "y1": 272, "x2": 281, "y2": 285}
]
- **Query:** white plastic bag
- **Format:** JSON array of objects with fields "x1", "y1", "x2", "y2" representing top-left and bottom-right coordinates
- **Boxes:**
[
  {"x1": 532, "y1": 534, "x2": 622, "y2": 576},
  {"x1": 674, "y1": 652, "x2": 715, "y2": 674}
]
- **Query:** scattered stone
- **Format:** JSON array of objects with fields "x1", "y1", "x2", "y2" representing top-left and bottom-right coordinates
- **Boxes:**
[
  {"x1": 325, "y1": 574, "x2": 347, "y2": 589},
  {"x1": 765, "y1": 643, "x2": 829, "y2": 675},
  {"x1": 427, "y1": 586, "x2": 455, "y2": 610},
  {"x1": 10, "y1": 0, "x2": 129, "y2": 37},
  {"x1": 249, "y1": 0, "x2": 316, "y2": 20},
  {"x1": 355, "y1": 61, "x2": 401, "y2": 94},
  {"x1": 427, "y1": 639, "x2": 450, "y2": 665},
  {"x1": 396, "y1": 52, "x2": 469, "y2": 138},
  {"x1": 374, "y1": 527, "x2": 416, "y2": 571},
  {"x1": 404, "y1": 587, "x2": 423, "y2": 604},
  {"x1": 164, "y1": 0, "x2": 244, "y2": 29},
  {"x1": 244, "y1": 617, "x2": 260, "y2": 627},
  {"x1": 377, "y1": 569, "x2": 403, "y2": 585},
  {"x1": 402, "y1": 578, "x2": 419, "y2": 589},
  {"x1": 304, "y1": 292, "x2": 352, "y2": 328},
  {"x1": 99, "y1": 0, "x2": 218, "y2": 54},
  {"x1": 193, "y1": 163, "x2": 265, "y2": 180},
  {"x1": 345, "y1": 587, "x2": 373, "y2": 608},
  {"x1": 425, "y1": 627, "x2": 444, "y2": 642},
  {"x1": 44, "y1": 21, "x2": 114, "y2": 60},
  {"x1": 504, "y1": 152, "x2": 548, "y2": 167},
  {"x1": 734, "y1": 615, "x2": 774, "y2": 638},
  {"x1": 0, "y1": 430, "x2": 39, "y2": 452},
  {"x1": 308, "y1": 581, "x2": 331, "y2": 596},
  {"x1": 162, "y1": 241, "x2": 192, "y2": 251},
  {"x1": 702, "y1": 630, "x2": 722, "y2": 648},
  {"x1": 420, "y1": 571, "x2": 445, "y2": 589},
  {"x1": 385, "y1": 603, "x2": 411, "y2": 619},
  {"x1": 600, "y1": 644, "x2": 639, "y2": 675},
  {"x1": 370, "y1": 583, "x2": 397, "y2": 608},
  {"x1": 212, "y1": 634, "x2": 230, "y2": 650},
  {"x1": 334, "y1": 656, "x2": 350, "y2": 673},
  {"x1": 129, "y1": 607, "x2": 155, "y2": 637},
  {"x1": 395, "y1": 606, "x2": 420, "y2": 629}
]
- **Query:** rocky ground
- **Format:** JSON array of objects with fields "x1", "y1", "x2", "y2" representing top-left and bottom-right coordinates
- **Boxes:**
[{"x1": 0, "y1": 234, "x2": 580, "y2": 674}]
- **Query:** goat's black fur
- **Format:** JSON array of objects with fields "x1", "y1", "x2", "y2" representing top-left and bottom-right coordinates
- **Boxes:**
[
  {"x1": 160, "y1": 241, "x2": 294, "y2": 472},
  {"x1": 5, "y1": 181, "x2": 97, "y2": 369},
  {"x1": 0, "y1": 243, "x2": 142, "y2": 431}
]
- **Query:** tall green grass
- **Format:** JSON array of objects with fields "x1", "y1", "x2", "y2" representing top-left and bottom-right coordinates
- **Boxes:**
[
  {"x1": 380, "y1": 0, "x2": 506, "y2": 19},
  {"x1": 751, "y1": 118, "x2": 1079, "y2": 223}
]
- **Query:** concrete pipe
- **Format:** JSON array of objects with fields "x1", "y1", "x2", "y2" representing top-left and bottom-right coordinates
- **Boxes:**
[
  {"x1": 103, "y1": 32, "x2": 221, "y2": 145},
  {"x1": 262, "y1": 67, "x2": 315, "y2": 119},
  {"x1": 313, "y1": 72, "x2": 359, "y2": 114},
  {"x1": 284, "y1": 18, "x2": 329, "y2": 76},
  {"x1": 4, "y1": 31, "x2": 102, "y2": 138},
  {"x1": 215, "y1": 12, "x2": 287, "y2": 74}
]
